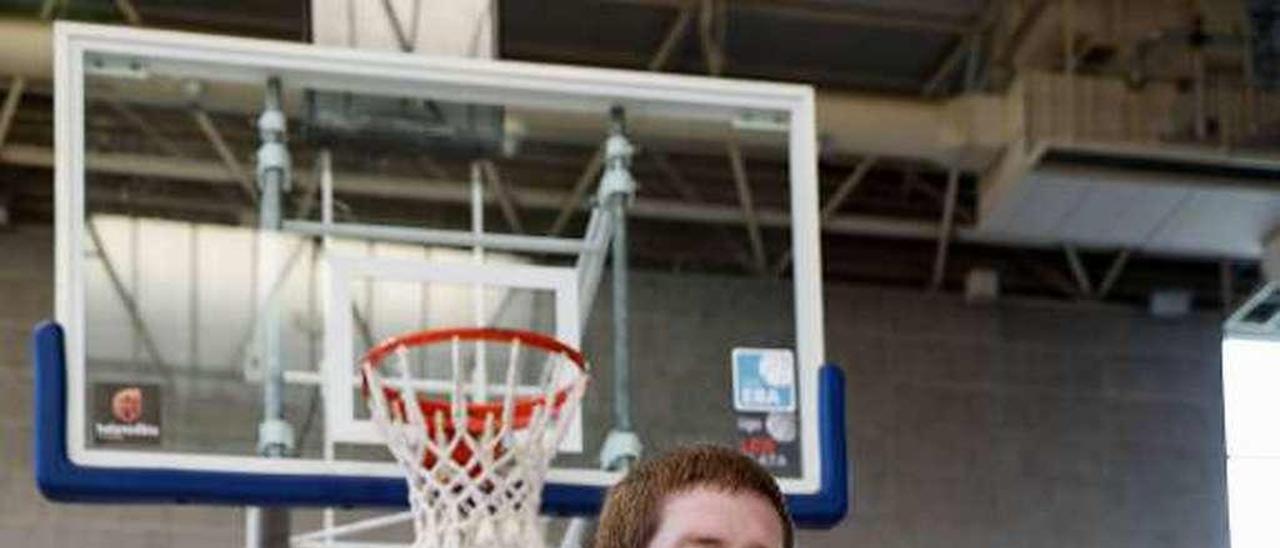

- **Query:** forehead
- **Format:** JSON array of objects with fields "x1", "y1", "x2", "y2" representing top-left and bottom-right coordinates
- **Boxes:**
[{"x1": 655, "y1": 488, "x2": 785, "y2": 546}]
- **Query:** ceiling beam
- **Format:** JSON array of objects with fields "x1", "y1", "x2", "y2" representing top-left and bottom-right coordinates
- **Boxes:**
[
  {"x1": 923, "y1": 0, "x2": 1002, "y2": 95},
  {"x1": 0, "y1": 142, "x2": 949, "y2": 246},
  {"x1": 114, "y1": 0, "x2": 144, "y2": 26},
  {"x1": 479, "y1": 159, "x2": 525, "y2": 233},
  {"x1": 190, "y1": 107, "x2": 257, "y2": 205},
  {"x1": 546, "y1": 147, "x2": 605, "y2": 237},
  {"x1": 504, "y1": 40, "x2": 926, "y2": 91},
  {"x1": 0, "y1": 77, "x2": 26, "y2": 151},
  {"x1": 105, "y1": 99, "x2": 185, "y2": 158},
  {"x1": 726, "y1": 141, "x2": 767, "y2": 274},
  {"x1": 697, "y1": 0, "x2": 726, "y2": 76},
  {"x1": 1095, "y1": 249, "x2": 1131, "y2": 299},
  {"x1": 651, "y1": 152, "x2": 756, "y2": 270},
  {"x1": 996, "y1": 0, "x2": 1054, "y2": 69},
  {"x1": 776, "y1": 155, "x2": 877, "y2": 273},
  {"x1": 605, "y1": 0, "x2": 971, "y2": 34},
  {"x1": 1063, "y1": 245, "x2": 1093, "y2": 297},
  {"x1": 648, "y1": 2, "x2": 697, "y2": 71},
  {"x1": 821, "y1": 156, "x2": 877, "y2": 220},
  {"x1": 922, "y1": 37, "x2": 974, "y2": 96},
  {"x1": 11, "y1": 143, "x2": 1247, "y2": 262},
  {"x1": 929, "y1": 168, "x2": 960, "y2": 290}
]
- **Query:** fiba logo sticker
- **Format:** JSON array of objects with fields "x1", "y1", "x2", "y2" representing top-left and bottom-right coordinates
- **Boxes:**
[
  {"x1": 731, "y1": 348, "x2": 796, "y2": 413},
  {"x1": 92, "y1": 383, "x2": 162, "y2": 446}
]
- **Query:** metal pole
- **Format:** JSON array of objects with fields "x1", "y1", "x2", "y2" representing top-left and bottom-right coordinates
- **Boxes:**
[
  {"x1": 595, "y1": 106, "x2": 642, "y2": 475},
  {"x1": 252, "y1": 76, "x2": 293, "y2": 548},
  {"x1": 608, "y1": 191, "x2": 630, "y2": 432},
  {"x1": 260, "y1": 164, "x2": 284, "y2": 445},
  {"x1": 606, "y1": 107, "x2": 633, "y2": 433},
  {"x1": 564, "y1": 106, "x2": 642, "y2": 548},
  {"x1": 258, "y1": 76, "x2": 290, "y2": 457}
]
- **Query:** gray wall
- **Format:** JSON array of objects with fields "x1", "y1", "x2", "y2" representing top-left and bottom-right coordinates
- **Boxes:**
[
  {"x1": 800, "y1": 286, "x2": 1228, "y2": 548},
  {"x1": 0, "y1": 224, "x2": 1228, "y2": 547}
]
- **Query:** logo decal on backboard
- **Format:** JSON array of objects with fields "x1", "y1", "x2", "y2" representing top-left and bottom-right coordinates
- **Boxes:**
[
  {"x1": 731, "y1": 348, "x2": 796, "y2": 413},
  {"x1": 92, "y1": 383, "x2": 161, "y2": 446},
  {"x1": 735, "y1": 412, "x2": 801, "y2": 474}
]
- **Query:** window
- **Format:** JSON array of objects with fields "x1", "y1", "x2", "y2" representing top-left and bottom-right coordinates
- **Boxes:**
[{"x1": 1223, "y1": 338, "x2": 1280, "y2": 548}]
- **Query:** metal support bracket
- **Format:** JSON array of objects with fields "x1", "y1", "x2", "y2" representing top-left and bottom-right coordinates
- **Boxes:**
[
  {"x1": 596, "y1": 106, "x2": 637, "y2": 205},
  {"x1": 598, "y1": 429, "x2": 643, "y2": 472},
  {"x1": 256, "y1": 87, "x2": 291, "y2": 193}
]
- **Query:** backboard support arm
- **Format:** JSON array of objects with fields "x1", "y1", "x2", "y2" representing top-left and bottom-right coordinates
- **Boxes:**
[{"x1": 252, "y1": 76, "x2": 294, "y2": 548}]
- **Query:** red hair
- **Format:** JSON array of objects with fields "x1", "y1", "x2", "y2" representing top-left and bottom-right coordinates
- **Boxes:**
[{"x1": 593, "y1": 444, "x2": 793, "y2": 548}]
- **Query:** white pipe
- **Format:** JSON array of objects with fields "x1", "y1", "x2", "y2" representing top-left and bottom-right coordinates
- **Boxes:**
[{"x1": 0, "y1": 18, "x2": 53, "y2": 81}]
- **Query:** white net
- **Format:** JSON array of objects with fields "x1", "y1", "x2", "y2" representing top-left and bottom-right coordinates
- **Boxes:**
[{"x1": 360, "y1": 333, "x2": 589, "y2": 548}]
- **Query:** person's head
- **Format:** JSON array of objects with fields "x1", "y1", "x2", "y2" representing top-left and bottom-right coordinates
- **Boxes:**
[{"x1": 593, "y1": 444, "x2": 793, "y2": 548}]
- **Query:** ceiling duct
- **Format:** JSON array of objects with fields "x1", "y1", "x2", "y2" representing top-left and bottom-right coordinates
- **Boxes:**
[
  {"x1": 305, "y1": 0, "x2": 503, "y2": 154},
  {"x1": 302, "y1": 90, "x2": 505, "y2": 155},
  {"x1": 0, "y1": 18, "x2": 52, "y2": 81},
  {"x1": 978, "y1": 146, "x2": 1280, "y2": 259},
  {"x1": 0, "y1": 18, "x2": 1012, "y2": 169}
]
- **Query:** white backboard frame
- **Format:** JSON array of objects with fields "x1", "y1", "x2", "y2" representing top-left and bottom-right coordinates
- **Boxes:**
[{"x1": 52, "y1": 21, "x2": 827, "y2": 495}]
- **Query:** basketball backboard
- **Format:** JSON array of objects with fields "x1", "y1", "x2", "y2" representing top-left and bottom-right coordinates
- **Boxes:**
[{"x1": 34, "y1": 22, "x2": 846, "y2": 527}]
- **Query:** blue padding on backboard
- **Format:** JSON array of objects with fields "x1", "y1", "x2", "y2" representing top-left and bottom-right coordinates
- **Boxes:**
[
  {"x1": 33, "y1": 321, "x2": 847, "y2": 525},
  {"x1": 788, "y1": 363, "x2": 849, "y2": 528},
  {"x1": 34, "y1": 322, "x2": 414, "y2": 506}
]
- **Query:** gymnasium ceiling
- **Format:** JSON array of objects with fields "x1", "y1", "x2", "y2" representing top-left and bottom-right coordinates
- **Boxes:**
[{"x1": 0, "y1": 0, "x2": 1259, "y2": 311}]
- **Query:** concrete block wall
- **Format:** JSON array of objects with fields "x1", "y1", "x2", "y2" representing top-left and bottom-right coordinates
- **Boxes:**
[
  {"x1": 0, "y1": 224, "x2": 1228, "y2": 547},
  {"x1": 798, "y1": 286, "x2": 1228, "y2": 548}
]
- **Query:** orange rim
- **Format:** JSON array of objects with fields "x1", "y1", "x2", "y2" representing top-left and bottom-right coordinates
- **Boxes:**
[{"x1": 359, "y1": 327, "x2": 588, "y2": 435}]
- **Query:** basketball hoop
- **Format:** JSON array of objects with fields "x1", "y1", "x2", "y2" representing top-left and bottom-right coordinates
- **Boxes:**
[{"x1": 359, "y1": 327, "x2": 590, "y2": 548}]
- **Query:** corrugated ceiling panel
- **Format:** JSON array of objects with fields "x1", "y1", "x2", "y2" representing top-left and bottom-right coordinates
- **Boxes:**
[
  {"x1": 988, "y1": 169, "x2": 1093, "y2": 241},
  {"x1": 1059, "y1": 182, "x2": 1188, "y2": 247},
  {"x1": 1150, "y1": 189, "x2": 1280, "y2": 256},
  {"x1": 978, "y1": 160, "x2": 1280, "y2": 257}
]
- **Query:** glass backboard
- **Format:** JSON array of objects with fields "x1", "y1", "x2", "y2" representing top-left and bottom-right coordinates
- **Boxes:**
[{"x1": 34, "y1": 22, "x2": 845, "y2": 527}]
